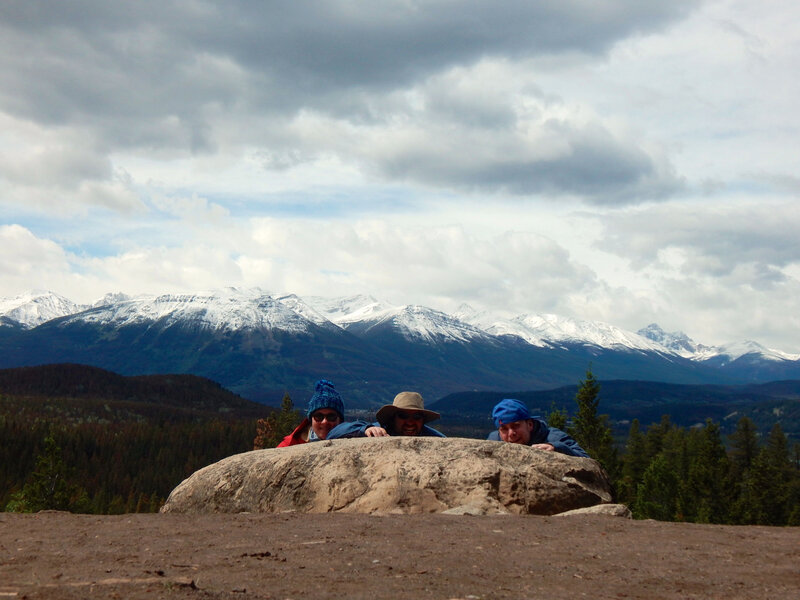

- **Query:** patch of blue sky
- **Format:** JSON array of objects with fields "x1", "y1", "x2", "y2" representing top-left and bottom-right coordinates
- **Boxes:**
[{"x1": 202, "y1": 187, "x2": 424, "y2": 220}]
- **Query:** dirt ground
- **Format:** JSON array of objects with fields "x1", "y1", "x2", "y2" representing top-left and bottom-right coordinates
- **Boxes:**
[{"x1": 0, "y1": 511, "x2": 798, "y2": 600}]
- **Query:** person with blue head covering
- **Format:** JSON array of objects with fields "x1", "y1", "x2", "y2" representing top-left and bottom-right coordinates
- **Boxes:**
[
  {"x1": 277, "y1": 379, "x2": 345, "y2": 447},
  {"x1": 487, "y1": 398, "x2": 588, "y2": 457}
]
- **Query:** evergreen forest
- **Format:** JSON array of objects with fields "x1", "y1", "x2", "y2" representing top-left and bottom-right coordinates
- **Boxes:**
[{"x1": 2, "y1": 364, "x2": 798, "y2": 524}]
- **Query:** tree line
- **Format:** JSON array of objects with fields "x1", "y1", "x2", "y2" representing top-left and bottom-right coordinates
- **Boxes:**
[
  {"x1": 1, "y1": 399, "x2": 257, "y2": 514},
  {"x1": 4, "y1": 372, "x2": 800, "y2": 523},
  {"x1": 558, "y1": 369, "x2": 800, "y2": 525}
]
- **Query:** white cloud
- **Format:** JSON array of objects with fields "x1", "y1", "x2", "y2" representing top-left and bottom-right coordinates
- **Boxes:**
[
  {"x1": 1, "y1": 0, "x2": 799, "y2": 354},
  {"x1": 0, "y1": 225, "x2": 70, "y2": 277}
]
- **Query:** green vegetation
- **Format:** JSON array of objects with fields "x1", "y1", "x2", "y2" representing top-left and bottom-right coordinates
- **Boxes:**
[
  {"x1": 608, "y1": 415, "x2": 799, "y2": 525},
  {"x1": 5, "y1": 433, "x2": 89, "y2": 513},
  {"x1": 2, "y1": 364, "x2": 798, "y2": 523},
  {"x1": 1, "y1": 399, "x2": 260, "y2": 513},
  {"x1": 562, "y1": 370, "x2": 800, "y2": 525},
  {"x1": 253, "y1": 392, "x2": 302, "y2": 448},
  {"x1": 0, "y1": 364, "x2": 271, "y2": 513},
  {"x1": 569, "y1": 368, "x2": 619, "y2": 480}
]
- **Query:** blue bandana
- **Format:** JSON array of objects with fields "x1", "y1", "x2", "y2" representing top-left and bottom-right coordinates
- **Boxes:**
[{"x1": 492, "y1": 398, "x2": 532, "y2": 428}]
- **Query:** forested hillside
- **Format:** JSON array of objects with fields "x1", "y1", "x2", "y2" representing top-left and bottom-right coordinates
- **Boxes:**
[{"x1": 0, "y1": 364, "x2": 271, "y2": 513}]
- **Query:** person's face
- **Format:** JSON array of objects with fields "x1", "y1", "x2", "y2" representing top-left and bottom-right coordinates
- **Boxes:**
[
  {"x1": 310, "y1": 409, "x2": 342, "y2": 439},
  {"x1": 392, "y1": 410, "x2": 425, "y2": 436},
  {"x1": 498, "y1": 419, "x2": 534, "y2": 445}
]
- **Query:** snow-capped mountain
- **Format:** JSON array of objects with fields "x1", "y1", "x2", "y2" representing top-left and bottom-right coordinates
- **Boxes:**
[
  {"x1": 698, "y1": 340, "x2": 800, "y2": 363},
  {"x1": 637, "y1": 323, "x2": 707, "y2": 358},
  {"x1": 274, "y1": 294, "x2": 337, "y2": 328},
  {"x1": 306, "y1": 296, "x2": 493, "y2": 344},
  {"x1": 0, "y1": 290, "x2": 87, "y2": 329},
  {"x1": 91, "y1": 292, "x2": 133, "y2": 308},
  {"x1": 60, "y1": 289, "x2": 319, "y2": 335},
  {"x1": 2, "y1": 289, "x2": 797, "y2": 362},
  {"x1": 637, "y1": 323, "x2": 800, "y2": 362},
  {"x1": 1, "y1": 288, "x2": 799, "y2": 407},
  {"x1": 303, "y1": 294, "x2": 394, "y2": 325},
  {"x1": 461, "y1": 310, "x2": 669, "y2": 353}
]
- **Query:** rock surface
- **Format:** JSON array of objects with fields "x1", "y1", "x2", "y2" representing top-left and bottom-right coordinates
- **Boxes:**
[
  {"x1": 554, "y1": 503, "x2": 632, "y2": 518},
  {"x1": 161, "y1": 436, "x2": 613, "y2": 515}
]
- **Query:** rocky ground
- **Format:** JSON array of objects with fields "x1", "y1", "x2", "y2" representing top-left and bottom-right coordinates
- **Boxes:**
[{"x1": 1, "y1": 511, "x2": 798, "y2": 599}]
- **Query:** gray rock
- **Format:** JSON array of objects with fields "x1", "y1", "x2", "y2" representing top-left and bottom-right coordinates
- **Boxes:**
[
  {"x1": 161, "y1": 437, "x2": 613, "y2": 515},
  {"x1": 553, "y1": 503, "x2": 632, "y2": 518}
]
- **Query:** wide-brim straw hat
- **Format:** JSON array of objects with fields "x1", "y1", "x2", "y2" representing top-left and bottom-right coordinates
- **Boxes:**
[{"x1": 375, "y1": 391, "x2": 440, "y2": 424}]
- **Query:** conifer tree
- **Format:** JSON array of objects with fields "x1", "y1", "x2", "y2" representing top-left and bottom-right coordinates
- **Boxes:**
[
  {"x1": 5, "y1": 434, "x2": 89, "y2": 513},
  {"x1": 546, "y1": 402, "x2": 568, "y2": 431},
  {"x1": 570, "y1": 368, "x2": 618, "y2": 478},
  {"x1": 643, "y1": 415, "x2": 670, "y2": 457},
  {"x1": 728, "y1": 416, "x2": 759, "y2": 477},
  {"x1": 634, "y1": 454, "x2": 679, "y2": 521},
  {"x1": 254, "y1": 393, "x2": 301, "y2": 449},
  {"x1": 618, "y1": 419, "x2": 648, "y2": 505},
  {"x1": 683, "y1": 420, "x2": 730, "y2": 523},
  {"x1": 737, "y1": 423, "x2": 794, "y2": 525}
]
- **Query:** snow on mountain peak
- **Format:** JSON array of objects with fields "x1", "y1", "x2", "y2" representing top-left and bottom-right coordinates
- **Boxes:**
[
  {"x1": 637, "y1": 323, "x2": 703, "y2": 358},
  {"x1": 1, "y1": 289, "x2": 797, "y2": 360},
  {"x1": 460, "y1": 311, "x2": 667, "y2": 352},
  {"x1": 67, "y1": 289, "x2": 317, "y2": 334},
  {"x1": 387, "y1": 304, "x2": 492, "y2": 343},
  {"x1": 0, "y1": 290, "x2": 87, "y2": 329},
  {"x1": 303, "y1": 294, "x2": 393, "y2": 325},
  {"x1": 708, "y1": 340, "x2": 800, "y2": 362},
  {"x1": 275, "y1": 294, "x2": 333, "y2": 327}
]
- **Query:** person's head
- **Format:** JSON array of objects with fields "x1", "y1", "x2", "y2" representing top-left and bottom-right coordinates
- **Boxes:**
[
  {"x1": 376, "y1": 391, "x2": 440, "y2": 436},
  {"x1": 492, "y1": 399, "x2": 535, "y2": 445},
  {"x1": 306, "y1": 379, "x2": 344, "y2": 439}
]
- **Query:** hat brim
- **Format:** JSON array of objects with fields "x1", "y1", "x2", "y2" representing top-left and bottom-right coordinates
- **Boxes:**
[{"x1": 375, "y1": 405, "x2": 440, "y2": 424}]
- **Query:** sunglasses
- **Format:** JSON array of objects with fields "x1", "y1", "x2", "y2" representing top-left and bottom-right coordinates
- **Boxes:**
[
  {"x1": 311, "y1": 412, "x2": 341, "y2": 423},
  {"x1": 396, "y1": 411, "x2": 424, "y2": 421}
]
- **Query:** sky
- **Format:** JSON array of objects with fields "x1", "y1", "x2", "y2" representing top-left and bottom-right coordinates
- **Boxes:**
[{"x1": 1, "y1": 0, "x2": 799, "y2": 352}]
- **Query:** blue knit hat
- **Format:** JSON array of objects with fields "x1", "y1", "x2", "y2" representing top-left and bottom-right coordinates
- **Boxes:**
[
  {"x1": 306, "y1": 379, "x2": 344, "y2": 419},
  {"x1": 492, "y1": 399, "x2": 532, "y2": 428}
]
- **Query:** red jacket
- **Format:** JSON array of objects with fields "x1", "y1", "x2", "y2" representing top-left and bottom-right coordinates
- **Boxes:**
[{"x1": 277, "y1": 417, "x2": 311, "y2": 447}]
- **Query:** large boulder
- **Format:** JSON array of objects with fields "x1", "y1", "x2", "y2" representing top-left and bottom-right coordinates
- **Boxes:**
[{"x1": 161, "y1": 437, "x2": 613, "y2": 515}]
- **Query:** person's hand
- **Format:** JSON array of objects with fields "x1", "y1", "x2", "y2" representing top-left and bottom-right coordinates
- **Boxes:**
[
  {"x1": 531, "y1": 443, "x2": 555, "y2": 452},
  {"x1": 365, "y1": 426, "x2": 389, "y2": 437}
]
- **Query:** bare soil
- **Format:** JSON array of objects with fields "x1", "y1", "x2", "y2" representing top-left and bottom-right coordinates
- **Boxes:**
[{"x1": 1, "y1": 511, "x2": 798, "y2": 599}]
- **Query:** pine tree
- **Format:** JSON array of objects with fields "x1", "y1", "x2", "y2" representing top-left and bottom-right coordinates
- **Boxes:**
[
  {"x1": 727, "y1": 416, "x2": 761, "y2": 523},
  {"x1": 728, "y1": 416, "x2": 760, "y2": 478},
  {"x1": 618, "y1": 419, "x2": 648, "y2": 505},
  {"x1": 5, "y1": 434, "x2": 89, "y2": 513},
  {"x1": 634, "y1": 454, "x2": 679, "y2": 521},
  {"x1": 570, "y1": 368, "x2": 619, "y2": 479},
  {"x1": 737, "y1": 424, "x2": 794, "y2": 525},
  {"x1": 643, "y1": 414, "x2": 673, "y2": 461},
  {"x1": 683, "y1": 420, "x2": 730, "y2": 523},
  {"x1": 546, "y1": 402, "x2": 568, "y2": 431},
  {"x1": 253, "y1": 393, "x2": 301, "y2": 449}
]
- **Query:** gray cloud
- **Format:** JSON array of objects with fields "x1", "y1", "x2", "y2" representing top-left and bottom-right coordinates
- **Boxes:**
[
  {"x1": 597, "y1": 202, "x2": 800, "y2": 275},
  {"x1": 0, "y1": 0, "x2": 697, "y2": 203},
  {"x1": 374, "y1": 118, "x2": 683, "y2": 203},
  {"x1": 2, "y1": 1, "x2": 697, "y2": 85}
]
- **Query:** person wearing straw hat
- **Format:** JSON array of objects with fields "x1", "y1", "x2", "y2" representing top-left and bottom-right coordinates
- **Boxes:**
[{"x1": 326, "y1": 391, "x2": 445, "y2": 438}]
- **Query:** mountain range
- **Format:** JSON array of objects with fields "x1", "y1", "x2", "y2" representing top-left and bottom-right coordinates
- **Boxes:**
[{"x1": 2, "y1": 288, "x2": 799, "y2": 408}]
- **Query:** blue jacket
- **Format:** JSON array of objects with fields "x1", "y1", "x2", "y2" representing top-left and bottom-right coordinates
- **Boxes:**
[
  {"x1": 327, "y1": 420, "x2": 445, "y2": 439},
  {"x1": 487, "y1": 417, "x2": 588, "y2": 457}
]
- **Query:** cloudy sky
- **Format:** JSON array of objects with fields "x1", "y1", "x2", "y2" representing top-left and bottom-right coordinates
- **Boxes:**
[{"x1": 1, "y1": 0, "x2": 799, "y2": 351}]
